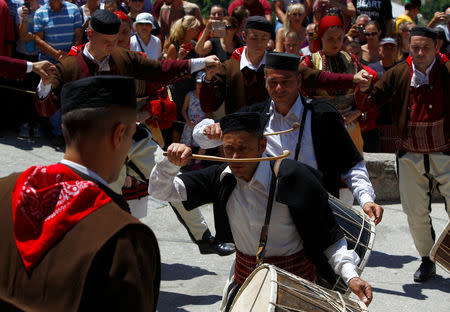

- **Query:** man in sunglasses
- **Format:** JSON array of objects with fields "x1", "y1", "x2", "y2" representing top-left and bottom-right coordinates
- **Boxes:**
[
  {"x1": 300, "y1": 23, "x2": 315, "y2": 56},
  {"x1": 357, "y1": 26, "x2": 450, "y2": 283}
]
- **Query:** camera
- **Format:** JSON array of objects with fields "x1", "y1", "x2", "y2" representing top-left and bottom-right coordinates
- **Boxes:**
[{"x1": 211, "y1": 21, "x2": 226, "y2": 38}]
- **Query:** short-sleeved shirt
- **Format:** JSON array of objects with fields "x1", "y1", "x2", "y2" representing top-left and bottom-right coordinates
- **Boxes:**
[
  {"x1": 0, "y1": 0, "x2": 15, "y2": 56},
  {"x1": 34, "y1": 1, "x2": 82, "y2": 61},
  {"x1": 130, "y1": 34, "x2": 161, "y2": 60},
  {"x1": 354, "y1": 0, "x2": 392, "y2": 37},
  {"x1": 227, "y1": 0, "x2": 272, "y2": 18},
  {"x1": 16, "y1": 6, "x2": 40, "y2": 55}
]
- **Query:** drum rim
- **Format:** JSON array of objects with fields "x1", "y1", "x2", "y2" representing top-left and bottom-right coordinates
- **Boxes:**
[
  {"x1": 328, "y1": 194, "x2": 376, "y2": 294},
  {"x1": 229, "y1": 264, "x2": 278, "y2": 312},
  {"x1": 429, "y1": 220, "x2": 450, "y2": 273},
  {"x1": 231, "y1": 264, "x2": 369, "y2": 312}
]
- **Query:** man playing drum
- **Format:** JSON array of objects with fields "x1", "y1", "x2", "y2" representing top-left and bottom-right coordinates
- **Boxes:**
[
  {"x1": 194, "y1": 52, "x2": 384, "y2": 225},
  {"x1": 149, "y1": 112, "x2": 373, "y2": 311}
]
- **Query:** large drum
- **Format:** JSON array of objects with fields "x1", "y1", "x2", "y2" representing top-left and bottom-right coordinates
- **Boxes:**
[
  {"x1": 430, "y1": 221, "x2": 450, "y2": 273},
  {"x1": 230, "y1": 264, "x2": 368, "y2": 312},
  {"x1": 327, "y1": 195, "x2": 376, "y2": 294}
]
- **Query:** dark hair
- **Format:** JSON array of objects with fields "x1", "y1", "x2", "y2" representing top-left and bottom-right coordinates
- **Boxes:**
[
  {"x1": 231, "y1": 6, "x2": 249, "y2": 25},
  {"x1": 211, "y1": 4, "x2": 226, "y2": 16},
  {"x1": 62, "y1": 106, "x2": 136, "y2": 145},
  {"x1": 365, "y1": 20, "x2": 381, "y2": 31},
  {"x1": 347, "y1": 41, "x2": 362, "y2": 51},
  {"x1": 405, "y1": 3, "x2": 420, "y2": 10},
  {"x1": 285, "y1": 31, "x2": 302, "y2": 42},
  {"x1": 224, "y1": 16, "x2": 239, "y2": 29}
]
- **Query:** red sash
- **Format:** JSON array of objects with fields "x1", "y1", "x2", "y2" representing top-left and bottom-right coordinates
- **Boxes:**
[
  {"x1": 234, "y1": 248, "x2": 317, "y2": 285},
  {"x1": 12, "y1": 164, "x2": 111, "y2": 271}
]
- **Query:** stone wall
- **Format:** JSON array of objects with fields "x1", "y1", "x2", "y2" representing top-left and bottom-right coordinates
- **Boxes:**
[
  {"x1": 364, "y1": 153, "x2": 399, "y2": 202},
  {"x1": 364, "y1": 153, "x2": 442, "y2": 203}
]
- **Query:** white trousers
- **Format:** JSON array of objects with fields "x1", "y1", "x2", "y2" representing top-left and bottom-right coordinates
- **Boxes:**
[{"x1": 398, "y1": 152, "x2": 450, "y2": 257}]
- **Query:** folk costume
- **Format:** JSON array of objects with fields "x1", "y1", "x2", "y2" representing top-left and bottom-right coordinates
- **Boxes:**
[
  {"x1": 356, "y1": 27, "x2": 450, "y2": 279},
  {"x1": 0, "y1": 76, "x2": 161, "y2": 311},
  {"x1": 301, "y1": 15, "x2": 365, "y2": 153},
  {"x1": 194, "y1": 53, "x2": 376, "y2": 208},
  {"x1": 0, "y1": 56, "x2": 31, "y2": 80},
  {"x1": 34, "y1": 10, "x2": 205, "y2": 118},
  {"x1": 199, "y1": 16, "x2": 360, "y2": 115},
  {"x1": 149, "y1": 112, "x2": 361, "y2": 311}
]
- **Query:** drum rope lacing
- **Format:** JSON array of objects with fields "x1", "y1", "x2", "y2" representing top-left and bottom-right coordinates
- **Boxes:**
[
  {"x1": 269, "y1": 279, "x2": 356, "y2": 312},
  {"x1": 328, "y1": 196, "x2": 375, "y2": 293}
]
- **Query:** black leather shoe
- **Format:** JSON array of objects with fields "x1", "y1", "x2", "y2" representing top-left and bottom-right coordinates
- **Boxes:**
[
  {"x1": 413, "y1": 257, "x2": 436, "y2": 282},
  {"x1": 197, "y1": 230, "x2": 235, "y2": 256}
]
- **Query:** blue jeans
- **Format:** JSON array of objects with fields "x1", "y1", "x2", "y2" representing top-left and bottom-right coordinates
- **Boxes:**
[{"x1": 49, "y1": 109, "x2": 62, "y2": 136}]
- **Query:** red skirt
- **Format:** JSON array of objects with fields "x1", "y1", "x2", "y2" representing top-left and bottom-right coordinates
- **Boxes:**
[{"x1": 234, "y1": 248, "x2": 317, "y2": 285}]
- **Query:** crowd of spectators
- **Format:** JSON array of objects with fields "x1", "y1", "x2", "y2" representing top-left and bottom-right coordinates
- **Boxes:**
[{"x1": 0, "y1": 0, "x2": 449, "y2": 154}]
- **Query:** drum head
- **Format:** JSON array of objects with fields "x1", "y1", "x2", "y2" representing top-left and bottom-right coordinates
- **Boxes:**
[
  {"x1": 231, "y1": 264, "x2": 369, "y2": 312},
  {"x1": 430, "y1": 221, "x2": 450, "y2": 273},
  {"x1": 230, "y1": 265, "x2": 276, "y2": 312}
]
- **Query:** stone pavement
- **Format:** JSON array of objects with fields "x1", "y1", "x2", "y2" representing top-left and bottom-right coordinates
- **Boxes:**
[{"x1": 0, "y1": 132, "x2": 448, "y2": 312}]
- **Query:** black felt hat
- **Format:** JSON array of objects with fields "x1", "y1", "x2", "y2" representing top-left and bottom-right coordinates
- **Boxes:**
[
  {"x1": 265, "y1": 52, "x2": 300, "y2": 71},
  {"x1": 220, "y1": 112, "x2": 262, "y2": 135},
  {"x1": 410, "y1": 26, "x2": 437, "y2": 40},
  {"x1": 245, "y1": 16, "x2": 273, "y2": 34},
  {"x1": 61, "y1": 76, "x2": 136, "y2": 115},
  {"x1": 90, "y1": 9, "x2": 121, "y2": 34}
]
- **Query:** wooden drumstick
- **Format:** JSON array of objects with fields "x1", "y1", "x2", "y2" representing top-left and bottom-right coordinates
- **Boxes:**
[
  {"x1": 202, "y1": 123, "x2": 300, "y2": 136},
  {"x1": 264, "y1": 122, "x2": 300, "y2": 136},
  {"x1": 163, "y1": 150, "x2": 290, "y2": 163}
]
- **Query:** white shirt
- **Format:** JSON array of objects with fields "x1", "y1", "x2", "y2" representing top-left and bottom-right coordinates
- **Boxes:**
[
  {"x1": 148, "y1": 153, "x2": 360, "y2": 283},
  {"x1": 265, "y1": 96, "x2": 317, "y2": 169},
  {"x1": 60, "y1": 159, "x2": 110, "y2": 188},
  {"x1": 239, "y1": 46, "x2": 266, "y2": 71},
  {"x1": 37, "y1": 46, "x2": 206, "y2": 98},
  {"x1": 130, "y1": 34, "x2": 161, "y2": 60},
  {"x1": 192, "y1": 95, "x2": 376, "y2": 208},
  {"x1": 410, "y1": 57, "x2": 436, "y2": 88},
  {"x1": 301, "y1": 46, "x2": 311, "y2": 56}
]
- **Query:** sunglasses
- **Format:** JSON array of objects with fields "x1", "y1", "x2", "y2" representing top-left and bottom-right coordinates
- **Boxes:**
[
  {"x1": 307, "y1": 32, "x2": 314, "y2": 36},
  {"x1": 131, "y1": 0, "x2": 144, "y2": 2},
  {"x1": 225, "y1": 25, "x2": 234, "y2": 30},
  {"x1": 364, "y1": 31, "x2": 378, "y2": 37}
]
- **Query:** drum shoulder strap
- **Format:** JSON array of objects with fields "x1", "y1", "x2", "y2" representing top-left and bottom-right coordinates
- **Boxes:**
[
  {"x1": 256, "y1": 158, "x2": 282, "y2": 265},
  {"x1": 294, "y1": 105, "x2": 309, "y2": 160}
]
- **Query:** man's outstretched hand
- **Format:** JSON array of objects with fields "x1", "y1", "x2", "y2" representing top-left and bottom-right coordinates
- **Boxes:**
[{"x1": 348, "y1": 277, "x2": 373, "y2": 306}]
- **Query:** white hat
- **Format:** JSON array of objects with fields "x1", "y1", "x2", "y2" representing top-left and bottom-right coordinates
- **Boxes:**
[{"x1": 134, "y1": 12, "x2": 154, "y2": 28}]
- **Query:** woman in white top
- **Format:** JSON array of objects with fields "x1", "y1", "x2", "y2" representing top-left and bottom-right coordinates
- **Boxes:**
[{"x1": 130, "y1": 12, "x2": 161, "y2": 60}]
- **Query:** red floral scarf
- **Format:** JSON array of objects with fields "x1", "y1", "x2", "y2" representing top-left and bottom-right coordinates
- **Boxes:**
[{"x1": 12, "y1": 163, "x2": 111, "y2": 271}]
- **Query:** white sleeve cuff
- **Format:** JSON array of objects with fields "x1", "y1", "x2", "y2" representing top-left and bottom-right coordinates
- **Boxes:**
[
  {"x1": 342, "y1": 160, "x2": 376, "y2": 208},
  {"x1": 190, "y1": 57, "x2": 206, "y2": 73},
  {"x1": 26, "y1": 61, "x2": 33, "y2": 73},
  {"x1": 324, "y1": 237, "x2": 361, "y2": 284},
  {"x1": 37, "y1": 80, "x2": 52, "y2": 98},
  {"x1": 192, "y1": 118, "x2": 222, "y2": 149},
  {"x1": 359, "y1": 193, "x2": 374, "y2": 208},
  {"x1": 341, "y1": 262, "x2": 360, "y2": 284}
]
